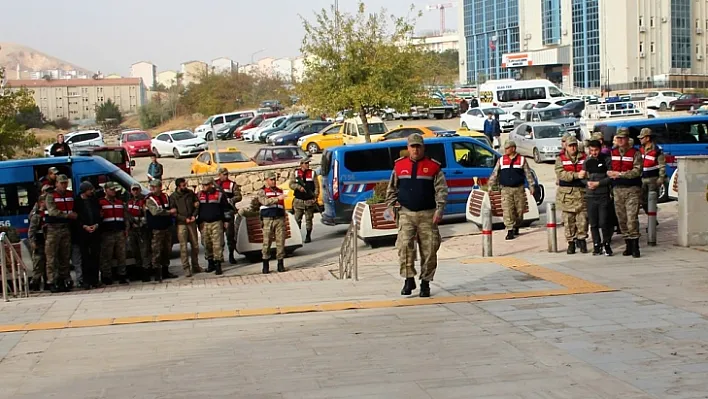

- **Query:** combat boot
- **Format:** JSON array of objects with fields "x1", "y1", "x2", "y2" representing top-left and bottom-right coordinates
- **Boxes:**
[
  {"x1": 229, "y1": 250, "x2": 237, "y2": 265},
  {"x1": 215, "y1": 261, "x2": 223, "y2": 276},
  {"x1": 505, "y1": 230, "x2": 515, "y2": 240},
  {"x1": 50, "y1": 278, "x2": 62, "y2": 293},
  {"x1": 604, "y1": 242, "x2": 613, "y2": 256},
  {"x1": 566, "y1": 241, "x2": 576, "y2": 254},
  {"x1": 102, "y1": 277, "x2": 114, "y2": 286},
  {"x1": 623, "y1": 239, "x2": 632, "y2": 256},
  {"x1": 513, "y1": 227, "x2": 520, "y2": 236},
  {"x1": 155, "y1": 268, "x2": 163, "y2": 282},
  {"x1": 305, "y1": 230, "x2": 312, "y2": 243},
  {"x1": 162, "y1": 266, "x2": 177, "y2": 279},
  {"x1": 118, "y1": 274, "x2": 129, "y2": 285},
  {"x1": 277, "y1": 259, "x2": 285, "y2": 272},
  {"x1": 141, "y1": 268, "x2": 151, "y2": 282},
  {"x1": 262, "y1": 260, "x2": 270, "y2": 274},
  {"x1": 184, "y1": 268, "x2": 193, "y2": 278},
  {"x1": 592, "y1": 243, "x2": 602, "y2": 256},
  {"x1": 632, "y1": 239, "x2": 641, "y2": 258},
  {"x1": 29, "y1": 279, "x2": 41, "y2": 292},
  {"x1": 400, "y1": 278, "x2": 416, "y2": 295},
  {"x1": 191, "y1": 265, "x2": 204, "y2": 274},
  {"x1": 206, "y1": 259, "x2": 215, "y2": 273},
  {"x1": 577, "y1": 239, "x2": 588, "y2": 254},
  {"x1": 419, "y1": 280, "x2": 431, "y2": 297}
]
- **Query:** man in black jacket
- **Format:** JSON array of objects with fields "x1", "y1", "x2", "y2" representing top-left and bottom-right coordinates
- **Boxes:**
[
  {"x1": 584, "y1": 140, "x2": 614, "y2": 256},
  {"x1": 74, "y1": 181, "x2": 102, "y2": 288},
  {"x1": 49, "y1": 134, "x2": 72, "y2": 157}
]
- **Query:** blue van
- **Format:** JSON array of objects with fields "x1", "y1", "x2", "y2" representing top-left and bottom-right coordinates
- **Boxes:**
[
  {"x1": 592, "y1": 115, "x2": 708, "y2": 200},
  {"x1": 320, "y1": 137, "x2": 544, "y2": 225}
]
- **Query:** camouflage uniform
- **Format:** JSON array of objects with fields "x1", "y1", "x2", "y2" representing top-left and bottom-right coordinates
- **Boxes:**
[
  {"x1": 44, "y1": 183, "x2": 75, "y2": 288},
  {"x1": 610, "y1": 130, "x2": 644, "y2": 245},
  {"x1": 554, "y1": 143, "x2": 588, "y2": 245},
  {"x1": 201, "y1": 221, "x2": 224, "y2": 262},
  {"x1": 289, "y1": 162, "x2": 320, "y2": 241},
  {"x1": 216, "y1": 170, "x2": 242, "y2": 262},
  {"x1": 145, "y1": 186, "x2": 173, "y2": 277},
  {"x1": 99, "y1": 188, "x2": 129, "y2": 282},
  {"x1": 257, "y1": 185, "x2": 286, "y2": 262},
  {"x1": 127, "y1": 193, "x2": 151, "y2": 271},
  {"x1": 28, "y1": 202, "x2": 47, "y2": 286},
  {"x1": 487, "y1": 142, "x2": 535, "y2": 234},
  {"x1": 638, "y1": 130, "x2": 667, "y2": 214}
]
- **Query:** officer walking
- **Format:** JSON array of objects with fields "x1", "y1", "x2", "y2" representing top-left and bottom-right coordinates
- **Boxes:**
[
  {"x1": 198, "y1": 177, "x2": 231, "y2": 275},
  {"x1": 216, "y1": 168, "x2": 242, "y2": 264},
  {"x1": 289, "y1": 157, "x2": 319, "y2": 243},
  {"x1": 638, "y1": 128, "x2": 666, "y2": 217},
  {"x1": 75, "y1": 181, "x2": 102, "y2": 289},
  {"x1": 127, "y1": 183, "x2": 152, "y2": 281},
  {"x1": 145, "y1": 180, "x2": 176, "y2": 282},
  {"x1": 28, "y1": 194, "x2": 47, "y2": 291},
  {"x1": 44, "y1": 174, "x2": 77, "y2": 292},
  {"x1": 584, "y1": 140, "x2": 614, "y2": 256},
  {"x1": 555, "y1": 136, "x2": 589, "y2": 254},
  {"x1": 99, "y1": 182, "x2": 129, "y2": 285},
  {"x1": 487, "y1": 141, "x2": 535, "y2": 240},
  {"x1": 257, "y1": 172, "x2": 287, "y2": 274},
  {"x1": 385, "y1": 133, "x2": 448, "y2": 298},
  {"x1": 607, "y1": 128, "x2": 643, "y2": 258},
  {"x1": 170, "y1": 178, "x2": 202, "y2": 276}
]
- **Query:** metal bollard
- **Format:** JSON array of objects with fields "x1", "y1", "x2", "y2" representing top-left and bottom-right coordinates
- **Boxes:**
[
  {"x1": 482, "y1": 207, "x2": 493, "y2": 257},
  {"x1": 353, "y1": 222, "x2": 359, "y2": 281},
  {"x1": 647, "y1": 190, "x2": 658, "y2": 246},
  {"x1": 546, "y1": 202, "x2": 558, "y2": 253}
]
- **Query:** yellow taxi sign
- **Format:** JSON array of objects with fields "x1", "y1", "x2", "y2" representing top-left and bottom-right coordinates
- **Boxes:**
[{"x1": 225, "y1": 147, "x2": 239, "y2": 151}]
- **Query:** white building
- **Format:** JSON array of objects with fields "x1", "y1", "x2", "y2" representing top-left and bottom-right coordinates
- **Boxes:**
[
  {"x1": 130, "y1": 61, "x2": 157, "y2": 90},
  {"x1": 239, "y1": 64, "x2": 259, "y2": 75},
  {"x1": 411, "y1": 33, "x2": 460, "y2": 53},
  {"x1": 271, "y1": 58, "x2": 293, "y2": 81},
  {"x1": 291, "y1": 56, "x2": 306, "y2": 82},
  {"x1": 212, "y1": 57, "x2": 236, "y2": 74},
  {"x1": 157, "y1": 70, "x2": 178, "y2": 88},
  {"x1": 181, "y1": 61, "x2": 208, "y2": 86}
]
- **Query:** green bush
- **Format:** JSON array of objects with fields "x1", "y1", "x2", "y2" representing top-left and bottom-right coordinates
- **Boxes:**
[
  {"x1": 95, "y1": 99, "x2": 123, "y2": 124},
  {"x1": 365, "y1": 182, "x2": 389, "y2": 204}
]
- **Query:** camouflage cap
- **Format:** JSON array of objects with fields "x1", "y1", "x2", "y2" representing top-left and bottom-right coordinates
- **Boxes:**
[
  {"x1": 149, "y1": 179, "x2": 162, "y2": 188},
  {"x1": 48, "y1": 167, "x2": 59, "y2": 174},
  {"x1": 300, "y1": 157, "x2": 311, "y2": 164},
  {"x1": 265, "y1": 171, "x2": 277, "y2": 180},
  {"x1": 638, "y1": 128, "x2": 654, "y2": 139},
  {"x1": 217, "y1": 167, "x2": 229, "y2": 175},
  {"x1": 130, "y1": 183, "x2": 141, "y2": 190},
  {"x1": 105, "y1": 181, "x2": 122, "y2": 191},
  {"x1": 566, "y1": 136, "x2": 579, "y2": 146},
  {"x1": 407, "y1": 133, "x2": 424, "y2": 146},
  {"x1": 591, "y1": 132, "x2": 603, "y2": 141},
  {"x1": 615, "y1": 127, "x2": 630, "y2": 138},
  {"x1": 201, "y1": 176, "x2": 215, "y2": 185},
  {"x1": 561, "y1": 132, "x2": 571, "y2": 142},
  {"x1": 56, "y1": 174, "x2": 69, "y2": 183},
  {"x1": 504, "y1": 140, "x2": 517, "y2": 149}
]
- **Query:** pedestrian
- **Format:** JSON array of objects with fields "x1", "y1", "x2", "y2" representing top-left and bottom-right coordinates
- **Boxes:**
[
  {"x1": 99, "y1": 182, "x2": 129, "y2": 285},
  {"x1": 49, "y1": 133, "x2": 71, "y2": 157},
  {"x1": 289, "y1": 157, "x2": 319, "y2": 243},
  {"x1": 216, "y1": 167, "x2": 242, "y2": 264},
  {"x1": 607, "y1": 127, "x2": 643, "y2": 258},
  {"x1": 584, "y1": 140, "x2": 614, "y2": 256},
  {"x1": 170, "y1": 178, "x2": 202, "y2": 277},
  {"x1": 38, "y1": 166, "x2": 59, "y2": 192},
  {"x1": 638, "y1": 128, "x2": 666, "y2": 217},
  {"x1": 44, "y1": 174, "x2": 78, "y2": 292},
  {"x1": 198, "y1": 177, "x2": 230, "y2": 275},
  {"x1": 487, "y1": 141, "x2": 536, "y2": 240},
  {"x1": 75, "y1": 181, "x2": 102, "y2": 289},
  {"x1": 257, "y1": 172, "x2": 287, "y2": 274},
  {"x1": 483, "y1": 112, "x2": 501, "y2": 149},
  {"x1": 459, "y1": 98, "x2": 469, "y2": 114},
  {"x1": 385, "y1": 133, "x2": 447, "y2": 297},
  {"x1": 555, "y1": 136, "x2": 589, "y2": 254},
  {"x1": 147, "y1": 154, "x2": 163, "y2": 182},
  {"x1": 145, "y1": 179, "x2": 176, "y2": 282},
  {"x1": 127, "y1": 183, "x2": 152, "y2": 281},
  {"x1": 470, "y1": 97, "x2": 479, "y2": 108},
  {"x1": 28, "y1": 194, "x2": 47, "y2": 291}
]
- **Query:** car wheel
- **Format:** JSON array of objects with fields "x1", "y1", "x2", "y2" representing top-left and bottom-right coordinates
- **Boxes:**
[
  {"x1": 658, "y1": 182, "x2": 669, "y2": 203},
  {"x1": 533, "y1": 148, "x2": 542, "y2": 164},
  {"x1": 513, "y1": 112, "x2": 520, "y2": 119},
  {"x1": 173, "y1": 148, "x2": 181, "y2": 159},
  {"x1": 152, "y1": 147, "x2": 161, "y2": 158},
  {"x1": 659, "y1": 102, "x2": 667, "y2": 111},
  {"x1": 386, "y1": 113, "x2": 394, "y2": 121},
  {"x1": 461, "y1": 121, "x2": 468, "y2": 129},
  {"x1": 205, "y1": 132, "x2": 213, "y2": 141},
  {"x1": 307, "y1": 143, "x2": 320, "y2": 154},
  {"x1": 671, "y1": 104, "x2": 677, "y2": 112}
]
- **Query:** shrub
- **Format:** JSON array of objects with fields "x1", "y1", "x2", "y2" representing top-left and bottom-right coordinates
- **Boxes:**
[{"x1": 53, "y1": 117, "x2": 73, "y2": 130}]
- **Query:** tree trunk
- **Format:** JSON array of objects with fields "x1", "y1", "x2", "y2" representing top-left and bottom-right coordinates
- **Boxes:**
[{"x1": 359, "y1": 105, "x2": 371, "y2": 143}]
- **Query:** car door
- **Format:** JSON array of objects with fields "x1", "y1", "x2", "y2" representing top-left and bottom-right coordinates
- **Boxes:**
[
  {"x1": 447, "y1": 140, "x2": 497, "y2": 215},
  {"x1": 320, "y1": 125, "x2": 342, "y2": 148},
  {"x1": 467, "y1": 109, "x2": 485, "y2": 130},
  {"x1": 211, "y1": 116, "x2": 225, "y2": 131},
  {"x1": 511, "y1": 124, "x2": 525, "y2": 155},
  {"x1": 194, "y1": 152, "x2": 210, "y2": 174},
  {"x1": 156, "y1": 134, "x2": 171, "y2": 153},
  {"x1": 253, "y1": 149, "x2": 266, "y2": 165}
]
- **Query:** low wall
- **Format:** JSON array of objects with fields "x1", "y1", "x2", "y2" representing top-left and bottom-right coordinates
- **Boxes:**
[{"x1": 676, "y1": 156, "x2": 708, "y2": 247}]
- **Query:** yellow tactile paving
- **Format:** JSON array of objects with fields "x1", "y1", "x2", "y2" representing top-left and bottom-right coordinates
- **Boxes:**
[{"x1": 0, "y1": 257, "x2": 615, "y2": 333}]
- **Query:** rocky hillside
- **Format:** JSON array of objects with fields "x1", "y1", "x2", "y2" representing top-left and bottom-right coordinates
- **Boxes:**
[{"x1": 0, "y1": 42, "x2": 91, "y2": 75}]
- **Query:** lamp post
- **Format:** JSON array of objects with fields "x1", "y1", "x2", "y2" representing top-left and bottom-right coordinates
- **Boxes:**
[
  {"x1": 251, "y1": 49, "x2": 266, "y2": 64},
  {"x1": 491, "y1": 35, "x2": 498, "y2": 79}
]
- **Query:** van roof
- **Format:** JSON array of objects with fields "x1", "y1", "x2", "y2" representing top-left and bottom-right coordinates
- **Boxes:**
[
  {"x1": 480, "y1": 79, "x2": 556, "y2": 88},
  {"x1": 0, "y1": 155, "x2": 114, "y2": 168},
  {"x1": 599, "y1": 115, "x2": 708, "y2": 127},
  {"x1": 326, "y1": 136, "x2": 487, "y2": 154}
]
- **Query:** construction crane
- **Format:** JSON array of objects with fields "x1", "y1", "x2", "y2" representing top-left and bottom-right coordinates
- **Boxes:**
[{"x1": 426, "y1": 3, "x2": 456, "y2": 35}]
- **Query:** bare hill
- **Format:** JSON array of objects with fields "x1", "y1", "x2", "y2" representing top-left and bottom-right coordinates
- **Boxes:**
[{"x1": 0, "y1": 42, "x2": 92, "y2": 75}]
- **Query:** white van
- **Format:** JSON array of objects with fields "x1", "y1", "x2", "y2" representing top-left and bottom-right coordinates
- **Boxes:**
[
  {"x1": 194, "y1": 110, "x2": 257, "y2": 140},
  {"x1": 478, "y1": 79, "x2": 566, "y2": 118},
  {"x1": 341, "y1": 116, "x2": 389, "y2": 145}
]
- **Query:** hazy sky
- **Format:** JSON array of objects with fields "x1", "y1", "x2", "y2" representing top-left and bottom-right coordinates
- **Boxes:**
[{"x1": 1, "y1": 0, "x2": 458, "y2": 74}]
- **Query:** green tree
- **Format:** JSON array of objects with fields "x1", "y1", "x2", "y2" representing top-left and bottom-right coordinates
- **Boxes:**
[
  {"x1": 95, "y1": 99, "x2": 123, "y2": 124},
  {"x1": 0, "y1": 68, "x2": 38, "y2": 159},
  {"x1": 297, "y1": 2, "x2": 425, "y2": 142},
  {"x1": 139, "y1": 95, "x2": 171, "y2": 129},
  {"x1": 15, "y1": 105, "x2": 46, "y2": 129}
]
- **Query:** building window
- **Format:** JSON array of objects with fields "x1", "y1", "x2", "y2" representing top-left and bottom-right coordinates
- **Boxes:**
[
  {"x1": 651, "y1": 42, "x2": 656, "y2": 53},
  {"x1": 542, "y1": 0, "x2": 562, "y2": 45},
  {"x1": 640, "y1": 41, "x2": 644, "y2": 53},
  {"x1": 697, "y1": 44, "x2": 701, "y2": 54},
  {"x1": 639, "y1": 16, "x2": 644, "y2": 26},
  {"x1": 671, "y1": 0, "x2": 692, "y2": 69},
  {"x1": 696, "y1": 18, "x2": 700, "y2": 29},
  {"x1": 572, "y1": 0, "x2": 600, "y2": 88}
]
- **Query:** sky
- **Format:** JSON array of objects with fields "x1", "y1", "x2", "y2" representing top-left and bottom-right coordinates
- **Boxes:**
[{"x1": 1, "y1": 0, "x2": 458, "y2": 74}]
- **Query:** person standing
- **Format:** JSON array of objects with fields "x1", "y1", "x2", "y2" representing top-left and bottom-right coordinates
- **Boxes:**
[
  {"x1": 147, "y1": 154, "x2": 163, "y2": 182},
  {"x1": 555, "y1": 136, "x2": 589, "y2": 254},
  {"x1": 145, "y1": 179, "x2": 176, "y2": 281},
  {"x1": 170, "y1": 178, "x2": 202, "y2": 276},
  {"x1": 584, "y1": 140, "x2": 614, "y2": 256},
  {"x1": 385, "y1": 134, "x2": 447, "y2": 298},
  {"x1": 487, "y1": 141, "x2": 536, "y2": 240},
  {"x1": 289, "y1": 158, "x2": 319, "y2": 243},
  {"x1": 28, "y1": 194, "x2": 47, "y2": 291},
  {"x1": 39, "y1": 166, "x2": 59, "y2": 192},
  {"x1": 607, "y1": 128, "x2": 643, "y2": 258},
  {"x1": 257, "y1": 172, "x2": 287, "y2": 274},
  {"x1": 198, "y1": 177, "x2": 230, "y2": 275},
  {"x1": 44, "y1": 174, "x2": 77, "y2": 292},
  {"x1": 49, "y1": 134, "x2": 71, "y2": 157},
  {"x1": 99, "y1": 182, "x2": 129, "y2": 285},
  {"x1": 216, "y1": 168, "x2": 242, "y2": 264},
  {"x1": 75, "y1": 181, "x2": 102, "y2": 288},
  {"x1": 483, "y1": 112, "x2": 501, "y2": 149},
  {"x1": 127, "y1": 183, "x2": 152, "y2": 281},
  {"x1": 638, "y1": 128, "x2": 666, "y2": 217},
  {"x1": 459, "y1": 98, "x2": 469, "y2": 114}
]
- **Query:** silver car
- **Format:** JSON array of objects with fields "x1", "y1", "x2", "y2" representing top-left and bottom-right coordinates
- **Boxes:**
[{"x1": 509, "y1": 122, "x2": 565, "y2": 163}]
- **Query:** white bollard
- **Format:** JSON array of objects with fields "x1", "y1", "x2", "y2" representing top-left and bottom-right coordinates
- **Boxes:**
[
  {"x1": 547, "y1": 202, "x2": 558, "y2": 253},
  {"x1": 482, "y1": 207, "x2": 493, "y2": 257},
  {"x1": 647, "y1": 190, "x2": 658, "y2": 246}
]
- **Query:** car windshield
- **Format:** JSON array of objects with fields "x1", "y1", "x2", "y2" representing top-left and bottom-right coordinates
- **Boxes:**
[
  {"x1": 285, "y1": 121, "x2": 306, "y2": 131},
  {"x1": 357, "y1": 123, "x2": 388, "y2": 135},
  {"x1": 534, "y1": 125, "x2": 564, "y2": 139},
  {"x1": 172, "y1": 131, "x2": 196, "y2": 141},
  {"x1": 273, "y1": 147, "x2": 308, "y2": 159},
  {"x1": 538, "y1": 109, "x2": 564, "y2": 120},
  {"x1": 427, "y1": 126, "x2": 448, "y2": 132},
  {"x1": 481, "y1": 107, "x2": 506, "y2": 115},
  {"x1": 110, "y1": 170, "x2": 143, "y2": 193},
  {"x1": 203, "y1": 117, "x2": 213, "y2": 125},
  {"x1": 126, "y1": 132, "x2": 151, "y2": 142},
  {"x1": 92, "y1": 149, "x2": 127, "y2": 164},
  {"x1": 215, "y1": 152, "x2": 251, "y2": 163}
]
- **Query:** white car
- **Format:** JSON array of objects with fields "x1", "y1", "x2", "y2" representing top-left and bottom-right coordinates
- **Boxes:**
[
  {"x1": 533, "y1": 97, "x2": 582, "y2": 109},
  {"x1": 645, "y1": 91, "x2": 683, "y2": 111},
  {"x1": 151, "y1": 130, "x2": 208, "y2": 159},
  {"x1": 194, "y1": 110, "x2": 257, "y2": 140},
  {"x1": 460, "y1": 106, "x2": 516, "y2": 133},
  {"x1": 243, "y1": 116, "x2": 287, "y2": 142},
  {"x1": 44, "y1": 130, "x2": 105, "y2": 157}
]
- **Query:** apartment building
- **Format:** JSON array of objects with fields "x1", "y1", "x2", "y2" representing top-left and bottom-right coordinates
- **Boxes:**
[
  {"x1": 130, "y1": 61, "x2": 157, "y2": 89},
  {"x1": 411, "y1": 33, "x2": 460, "y2": 53},
  {"x1": 7, "y1": 78, "x2": 145, "y2": 121},
  {"x1": 211, "y1": 58, "x2": 236, "y2": 74},
  {"x1": 157, "y1": 70, "x2": 178, "y2": 88},
  {"x1": 181, "y1": 61, "x2": 208, "y2": 86}
]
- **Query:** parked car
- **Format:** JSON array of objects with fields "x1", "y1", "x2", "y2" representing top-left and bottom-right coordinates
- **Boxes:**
[
  {"x1": 73, "y1": 146, "x2": 135, "y2": 175},
  {"x1": 268, "y1": 121, "x2": 332, "y2": 145},
  {"x1": 669, "y1": 93, "x2": 708, "y2": 111},
  {"x1": 298, "y1": 123, "x2": 343, "y2": 154},
  {"x1": 559, "y1": 100, "x2": 586, "y2": 117},
  {"x1": 260, "y1": 100, "x2": 283, "y2": 111},
  {"x1": 215, "y1": 117, "x2": 251, "y2": 140},
  {"x1": 194, "y1": 111, "x2": 256, "y2": 140},
  {"x1": 151, "y1": 130, "x2": 208, "y2": 159},
  {"x1": 516, "y1": 106, "x2": 581, "y2": 136},
  {"x1": 509, "y1": 122, "x2": 565, "y2": 163},
  {"x1": 243, "y1": 116, "x2": 287, "y2": 142},
  {"x1": 44, "y1": 130, "x2": 105, "y2": 157},
  {"x1": 252, "y1": 146, "x2": 309, "y2": 166},
  {"x1": 460, "y1": 106, "x2": 516, "y2": 132},
  {"x1": 260, "y1": 120, "x2": 309, "y2": 143},
  {"x1": 533, "y1": 97, "x2": 582, "y2": 109},
  {"x1": 645, "y1": 91, "x2": 683, "y2": 111},
  {"x1": 234, "y1": 112, "x2": 280, "y2": 139},
  {"x1": 377, "y1": 125, "x2": 455, "y2": 142},
  {"x1": 190, "y1": 147, "x2": 257, "y2": 174},
  {"x1": 119, "y1": 130, "x2": 153, "y2": 157}
]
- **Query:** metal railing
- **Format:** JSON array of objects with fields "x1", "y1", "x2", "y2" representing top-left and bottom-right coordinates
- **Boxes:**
[
  {"x1": 1, "y1": 233, "x2": 30, "y2": 302},
  {"x1": 338, "y1": 222, "x2": 359, "y2": 281}
]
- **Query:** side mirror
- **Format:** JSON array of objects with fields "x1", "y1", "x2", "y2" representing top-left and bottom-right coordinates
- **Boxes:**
[
  {"x1": 525, "y1": 134, "x2": 532, "y2": 139},
  {"x1": 207, "y1": 160, "x2": 212, "y2": 165},
  {"x1": 130, "y1": 160, "x2": 136, "y2": 167}
]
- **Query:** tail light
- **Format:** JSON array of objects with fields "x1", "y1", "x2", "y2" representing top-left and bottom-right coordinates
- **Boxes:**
[
  {"x1": 332, "y1": 159, "x2": 340, "y2": 200},
  {"x1": 492, "y1": 102, "x2": 497, "y2": 106},
  {"x1": 125, "y1": 161, "x2": 130, "y2": 169}
]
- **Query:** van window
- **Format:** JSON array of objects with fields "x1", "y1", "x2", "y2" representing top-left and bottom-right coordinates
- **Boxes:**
[
  {"x1": 388, "y1": 144, "x2": 447, "y2": 167},
  {"x1": 321, "y1": 151, "x2": 332, "y2": 176},
  {"x1": 92, "y1": 149, "x2": 127, "y2": 164},
  {"x1": 452, "y1": 142, "x2": 497, "y2": 168},
  {"x1": 627, "y1": 124, "x2": 667, "y2": 142},
  {"x1": 357, "y1": 123, "x2": 387, "y2": 135},
  {"x1": 663, "y1": 122, "x2": 708, "y2": 143},
  {"x1": 548, "y1": 86, "x2": 564, "y2": 97},
  {"x1": 344, "y1": 148, "x2": 391, "y2": 171},
  {"x1": 212, "y1": 116, "x2": 224, "y2": 125},
  {"x1": 224, "y1": 114, "x2": 240, "y2": 123},
  {"x1": 0, "y1": 183, "x2": 38, "y2": 217},
  {"x1": 498, "y1": 87, "x2": 547, "y2": 102}
]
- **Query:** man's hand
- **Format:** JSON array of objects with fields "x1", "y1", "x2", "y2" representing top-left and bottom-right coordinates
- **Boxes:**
[
  {"x1": 433, "y1": 211, "x2": 443, "y2": 225},
  {"x1": 298, "y1": 187, "x2": 305, "y2": 192},
  {"x1": 169, "y1": 208, "x2": 177, "y2": 215},
  {"x1": 577, "y1": 170, "x2": 587, "y2": 179},
  {"x1": 587, "y1": 181, "x2": 599, "y2": 189},
  {"x1": 277, "y1": 194, "x2": 285, "y2": 200},
  {"x1": 657, "y1": 178, "x2": 665, "y2": 185},
  {"x1": 529, "y1": 186, "x2": 535, "y2": 197},
  {"x1": 607, "y1": 171, "x2": 620, "y2": 179},
  {"x1": 224, "y1": 222, "x2": 229, "y2": 229},
  {"x1": 67, "y1": 212, "x2": 78, "y2": 220}
]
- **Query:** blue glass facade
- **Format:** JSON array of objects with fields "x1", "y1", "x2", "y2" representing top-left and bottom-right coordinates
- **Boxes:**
[
  {"x1": 671, "y1": 0, "x2": 691, "y2": 69},
  {"x1": 542, "y1": 0, "x2": 561, "y2": 45},
  {"x1": 463, "y1": 0, "x2": 520, "y2": 84},
  {"x1": 571, "y1": 0, "x2": 600, "y2": 88}
]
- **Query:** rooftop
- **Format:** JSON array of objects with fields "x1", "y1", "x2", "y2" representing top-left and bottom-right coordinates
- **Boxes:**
[{"x1": 7, "y1": 78, "x2": 142, "y2": 88}]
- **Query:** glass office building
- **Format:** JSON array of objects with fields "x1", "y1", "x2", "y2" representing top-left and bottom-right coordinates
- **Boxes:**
[
  {"x1": 671, "y1": 0, "x2": 692, "y2": 69},
  {"x1": 542, "y1": 0, "x2": 561, "y2": 45},
  {"x1": 571, "y1": 0, "x2": 600, "y2": 88}
]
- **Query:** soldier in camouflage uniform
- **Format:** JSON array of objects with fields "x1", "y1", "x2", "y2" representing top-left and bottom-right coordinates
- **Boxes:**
[
  {"x1": 257, "y1": 171, "x2": 287, "y2": 274},
  {"x1": 44, "y1": 174, "x2": 78, "y2": 292},
  {"x1": 197, "y1": 177, "x2": 230, "y2": 275},
  {"x1": 488, "y1": 141, "x2": 536, "y2": 240},
  {"x1": 289, "y1": 158, "x2": 319, "y2": 243},
  {"x1": 216, "y1": 168, "x2": 242, "y2": 264},
  {"x1": 555, "y1": 136, "x2": 589, "y2": 254},
  {"x1": 145, "y1": 179, "x2": 176, "y2": 282},
  {"x1": 99, "y1": 182, "x2": 129, "y2": 285},
  {"x1": 28, "y1": 194, "x2": 47, "y2": 291},
  {"x1": 127, "y1": 183, "x2": 152, "y2": 281},
  {"x1": 607, "y1": 127, "x2": 643, "y2": 258},
  {"x1": 386, "y1": 134, "x2": 448, "y2": 298},
  {"x1": 638, "y1": 128, "x2": 667, "y2": 217}
]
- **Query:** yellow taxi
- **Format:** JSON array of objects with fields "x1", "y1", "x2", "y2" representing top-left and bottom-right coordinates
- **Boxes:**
[
  {"x1": 376, "y1": 125, "x2": 456, "y2": 142},
  {"x1": 278, "y1": 172, "x2": 325, "y2": 213},
  {"x1": 455, "y1": 127, "x2": 492, "y2": 147},
  {"x1": 298, "y1": 123, "x2": 343, "y2": 154},
  {"x1": 190, "y1": 147, "x2": 257, "y2": 174}
]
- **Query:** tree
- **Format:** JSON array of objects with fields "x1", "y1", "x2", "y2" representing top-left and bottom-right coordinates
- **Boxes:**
[
  {"x1": 297, "y1": 2, "x2": 425, "y2": 142},
  {"x1": 95, "y1": 99, "x2": 123, "y2": 124},
  {"x1": 0, "y1": 68, "x2": 38, "y2": 159},
  {"x1": 15, "y1": 105, "x2": 46, "y2": 129}
]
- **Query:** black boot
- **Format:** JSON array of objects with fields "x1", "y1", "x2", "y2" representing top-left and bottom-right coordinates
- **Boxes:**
[
  {"x1": 632, "y1": 239, "x2": 641, "y2": 258},
  {"x1": 419, "y1": 280, "x2": 431, "y2": 297},
  {"x1": 513, "y1": 227, "x2": 520, "y2": 236},
  {"x1": 229, "y1": 250, "x2": 237, "y2": 265},
  {"x1": 505, "y1": 230, "x2": 515, "y2": 240},
  {"x1": 29, "y1": 279, "x2": 41, "y2": 292},
  {"x1": 155, "y1": 268, "x2": 163, "y2": 282},
  {"x1": 215, "y1": 261, "x2": 223, "y2": 276},
  {"x1": 566, "y1": 241, "x2": 576, "y2": 255},
  {"x1": 400, "y1": 277, "x2": 416, "y2": 295},
  {"x1": 206, "y1": 259, "x2": 215, "y2": 273},
  {"x1": 50, "y1": 278, "x2": 62, "y2": 293},
  {"x1": 141, "y1": 268, "x2": 151, "y2": 282},
  {"x1": 577, "y1": 239, "x2": 588, "y2": 254},
  {"x1": 277, "y1": 259, "x2": 285, "y2": 272},
  {"x1": 162, "y1": 266, "x2": 177, "y2": 279},
  {"x1": 305, "y1": 230, "x2": 312, "y2": 243},
  {"x1": 623, "y1": 239, "x2": 632, "y2": 256},
  {"x1": 118, "y1": 274, "x2": 129, "y2": 285},
  {"x1": 262, "y1": 260, "x2": 270, "y2": 274},
  {"x1": 604, "y1": 242, "x2": 613, "y2": 256},
  {"x1": 592, "y1": 243, "x2": 602, "y2": 256},
  {"x1": 102, "y1": 277, "x2": 114, "y2": 286}
]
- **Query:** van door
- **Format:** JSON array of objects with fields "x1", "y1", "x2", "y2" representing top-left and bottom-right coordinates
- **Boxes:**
[
  {"x1": 447, "y1": 140, "x2": 498, "y2": 215},
  {"x1": 211, "y1": 115, "x2": 225, "y2": 130},
  {"x1": 647, "y1": 120, "x2": 708, "y2": 176}
]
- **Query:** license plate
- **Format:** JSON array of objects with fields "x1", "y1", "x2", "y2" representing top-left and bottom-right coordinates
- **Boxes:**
[{"x1": 139, "y1": 149, "x2": 148, "y2": 152}]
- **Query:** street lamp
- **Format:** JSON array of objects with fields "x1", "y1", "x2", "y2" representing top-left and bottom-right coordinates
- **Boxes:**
[{"x1": 251, "y1": 49, "x2": 266, "y2": 64}]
